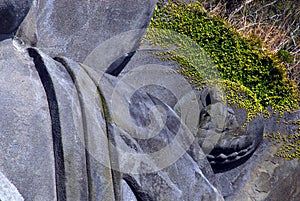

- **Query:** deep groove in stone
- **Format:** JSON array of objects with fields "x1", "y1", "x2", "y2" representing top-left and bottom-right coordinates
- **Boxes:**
[
  {"x1": 206, "y1": 93, "x2": 211, "y2": 106},
  {"x1": 123, "y1": 175, "x2": 153, "y2": 201},
  {"x1": 81, "y1": 65, "x2": 121, "y2": 201},
  {"x1": 98, "y1": 93, "x2": 121, "y2": 201},
  {"x1": 210, "y1": 147, "x2": 256, "y2": 173},
  {"x1": 28, "y1": 48, "x2": 66, "y2": 201},
  {"x1": 105, "y1": 51, "x2": 136, "y2": 76},
  {"x1": 54, "y1": 57, "x2": 92, "y2": 200}
]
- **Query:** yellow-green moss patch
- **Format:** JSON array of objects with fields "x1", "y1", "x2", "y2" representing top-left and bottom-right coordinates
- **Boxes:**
[{"x1": 146, "y1": 0, "x2": 299, "y2": 119}]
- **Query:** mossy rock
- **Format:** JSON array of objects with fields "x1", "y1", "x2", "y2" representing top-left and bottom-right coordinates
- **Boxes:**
[
  {"x1": 144, "y1": 0, "x2": 300, "y2": 160},
  {"x1": 145, "y1": 0, "x2": 299, "y2": 119}
]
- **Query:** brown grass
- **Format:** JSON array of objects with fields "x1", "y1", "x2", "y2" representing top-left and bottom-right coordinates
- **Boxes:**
[{"x1": 198, "y1": 0, "x2": 300, "y2": 90}]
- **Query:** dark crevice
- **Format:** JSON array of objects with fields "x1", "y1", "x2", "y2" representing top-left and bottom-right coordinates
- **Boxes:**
[
  {"x1": 211, "y1": 150, "x2": 255, "y2": 173},
  {"x1": 210, "y1": 143, "x2": 259, "y2": 174},
  {"x1": 206, "y1": 93, "x2": 212, "y2": 106},
  {"x1": 105, "y1": 51, "x2": 136, "y2": 76},
  {"x1": 55, "y1": 57, "x2": 121, "y2": 201},
  {"x1": 123, "y1": 175, "x2": 153, "y2": 201},
  {"x1": 83, "y1": 65, "x2": 121, "y2": 201},
  {"x1": 28, "y1": 48, "x2": 66, "y2": 201},
  {"x1": 54, "y1": 57, "x2": 92, "y2": 200},
  {"x1": 98, "y1": 95, "x2": 121, "y2": 201}
]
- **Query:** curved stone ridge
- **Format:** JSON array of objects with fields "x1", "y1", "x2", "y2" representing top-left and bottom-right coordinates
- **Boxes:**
[
  {"x1": 207, "y1": 143, "x2": 254, "y2": 163},
  {"x1": 197, "y1": 88, "x2": 264, "y2": 173},
  {"x1": 18, "y1": 0, "x2": 158, "y2": 62},
  {"x1": 0, "y1": 172, "x2": 24, "y2": 201},
  {"x1": 0, "y1": 39, "x2": 57, "y2": 201},
  {"x1": 2, "y1": 0, "x2": 299, "y2": 200},
  {"x1": 117, "y1": 45, "x2": 264, "y2": 173}
]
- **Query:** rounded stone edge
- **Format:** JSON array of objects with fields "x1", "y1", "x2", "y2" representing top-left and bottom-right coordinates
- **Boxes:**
[{"x1": 0, "y1": 172, "x2": 24, "y2": 201}]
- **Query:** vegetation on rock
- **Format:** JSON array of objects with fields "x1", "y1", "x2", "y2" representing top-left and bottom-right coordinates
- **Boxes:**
[
  {"x1": 264, "y1": 119, "x2": 300, "y2": 160},
  {"x1": 200, "y1": 0, "x2": 300, "y2": 88},
  {"x1": 145, "y1": 0, "x2": 300, "y2": 159}
]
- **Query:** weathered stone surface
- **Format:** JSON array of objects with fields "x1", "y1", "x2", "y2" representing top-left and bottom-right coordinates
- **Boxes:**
[
  {"x1": 108, "y1": 122, "x2": 184, "y2": 201},
  {"x1": 215, "y1": 110, "x2": 300, "y2": 201},
  {"x1": 215, "y1": 141, "x2": 300, "y2": 201},
  {"x1": 163, "y1": 153, "x2": 224, "y2": 201},
  {"x1": 88, "y1": 69, "x2": 224, "y2": 200},
  {"x1": 107, "y1": 116, "x2": 223, "y2": 201},
  {"x1": 2, "y1": 0, "x2": 300, "y2": 200},
  {"x1": 0, "y1": 171, "x2": 24, "y2": 201},
  {"x1": 110, "y1": 120, "x2": 223, "y2": 201},
  {"x1": 0, "y1": 39, "x2": 56, "y2": 200},
  {"x1": 18, "y1": 0, "x2": 158, "y2": 63},
  {"x1": 118, "y1": 46, "x2": 202, "y2": 136},
  {"x1": 29, "y1": 49, "x2": 89, "y2": 200},
  {"x1": 121, "y1": 179, "x2": 137, "y2": 201},
  {"x1": 84, "y1": 30, "x2": 147, "y2": 74},
  {"x1": 119, "y1": 45, "x2": 265, "y2": 174},
  {"x1": 0, "y1": 0, "x2": 32, "y2": 35},
  {"x1": 55, "y1": 57, "x2": 117, "y2": 201},
  {"x1": 198, "y1": 108, "x2": 264, "y2": 173},
  {"x1": 117, "y1": 41, "x2": 300, "y2": 201},
  {"x1": 265, "y1": 160, "x2": 300, "y2": 201},
  {"x1": 118, "y1": 41, "x2": 299, "y2": 201},
  {"x1": 118, "y1": 47, "x2": 180, "y2": 77}
]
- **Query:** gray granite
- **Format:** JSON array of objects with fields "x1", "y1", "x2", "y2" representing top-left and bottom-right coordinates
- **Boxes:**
[
  {"x1": 56, "y1": 57, "x2": 116, "y2": 201},
  {"x1": 119, "y1": 45, "x2": 265, "y2": 174},
  {"x1": 18, "y1": 0, "x2": 158, "y2": 63},
  {"x1": 29, "y1": 49, "x2": 89, "y2": 200},
  {"x1": 1, "y1": 0, "x2": 299, "y2": 200},
  {"x1": 89, "y1": 69, "x2": 224, "y2": 200},
  {"x1": 215, "y1": 110, "x2": 300, "y2": 201},
  {"x1": 121, "y1": 179, "x2": 137, "y2": 201},
  {"x1": 0, "y1": 39, "x2": 56, "y2": 201},
  {"x1": 0, "y1": 172, "x2": 24, "y2": 201}
]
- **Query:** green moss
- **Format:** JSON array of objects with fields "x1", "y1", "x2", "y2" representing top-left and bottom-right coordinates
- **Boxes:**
[
  {"x1": 264, "y1": 120, "x2": 300, "y2": 161},
  {"x1": 144, "y1": 0, "x2": 300, "y2": 159},
  {"x1": 277, "y1": 49, "x2": 293, "y2": 64},
  {"x1": 145, "y1": 0, "x2": 299, "y2": 120}
]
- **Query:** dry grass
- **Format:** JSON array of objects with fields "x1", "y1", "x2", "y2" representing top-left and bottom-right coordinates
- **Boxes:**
[{"x1": 199, "y1": 0, "x2": 300, "y2": 90}]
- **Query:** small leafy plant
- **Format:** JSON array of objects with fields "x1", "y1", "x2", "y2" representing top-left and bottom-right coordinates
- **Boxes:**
[{"x1": 264, "y1": 119, "x2": 300, "y2": 160}]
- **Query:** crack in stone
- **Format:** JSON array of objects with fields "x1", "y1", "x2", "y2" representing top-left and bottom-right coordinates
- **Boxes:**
[{"x1": 28, "y1": 48, "x2": 66, "y2": 201}]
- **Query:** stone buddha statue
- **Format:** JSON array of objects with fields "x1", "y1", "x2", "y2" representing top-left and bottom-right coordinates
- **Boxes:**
[{"x1": 0, "y1": 1, "x2": 266, "y2": 201}]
